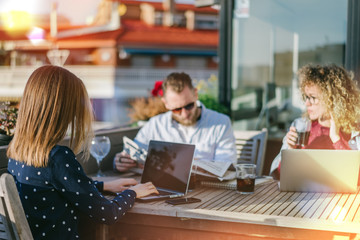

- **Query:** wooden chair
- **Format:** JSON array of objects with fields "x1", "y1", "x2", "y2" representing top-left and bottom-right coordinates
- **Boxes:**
[
  {"x1": 0, "y1": 173, "x2": 33, "y2": 240},
  {"x1": 233, "y1": 128, "x2": 268, "y2": 176}
]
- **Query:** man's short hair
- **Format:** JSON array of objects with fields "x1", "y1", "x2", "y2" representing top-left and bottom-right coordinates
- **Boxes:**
[{"x1": 162, "y1": 72, "x2": 194, "y2": 95}]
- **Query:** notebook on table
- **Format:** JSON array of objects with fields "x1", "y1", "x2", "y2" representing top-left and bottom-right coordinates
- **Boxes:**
[
  {"x1": 280, "y1": 149, "x2": 360, "y2": 193},
  {"x1": 137, "y1": 140, "x2": 195, "y2": 202},
  {"x1": 200, "y1": 176, "x2": 274, "y2": 190}
]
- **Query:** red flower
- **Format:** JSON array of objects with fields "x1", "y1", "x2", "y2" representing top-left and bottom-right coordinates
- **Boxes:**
[{"x1": 151, "y1": 80, "x2": 163, "y2": 97}]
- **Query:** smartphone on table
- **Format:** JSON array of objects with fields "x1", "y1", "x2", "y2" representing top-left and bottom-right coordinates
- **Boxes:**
[{"x1": 165, "y1": 197, "x2": 201, "y2": 205}]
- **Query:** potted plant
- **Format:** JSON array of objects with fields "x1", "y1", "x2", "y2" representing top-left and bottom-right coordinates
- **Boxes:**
[
  {"x1": 128, "y1": 80, "x2": 167, "y2": 125},
  {"x1": 0, "y1": 106, "x2": 18, "y2": 146}
]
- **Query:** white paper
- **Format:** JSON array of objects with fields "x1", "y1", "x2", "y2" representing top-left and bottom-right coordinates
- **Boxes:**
[
  {"x1": 193, "y1": 160, "x2": 232, "y2": 178},
  {"x1": 123, "y1": 136, "x2": 147, "y2": 165}
]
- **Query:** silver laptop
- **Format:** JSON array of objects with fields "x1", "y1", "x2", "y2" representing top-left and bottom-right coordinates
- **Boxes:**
[
  {"x1": 137, "y1": 140, "x2": 195, "y2": 202},
  {"x1": 280, "y1": 149, "x2": 360, "y2": 193}
]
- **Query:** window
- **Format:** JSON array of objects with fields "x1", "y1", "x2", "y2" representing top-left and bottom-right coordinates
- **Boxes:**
[
  {"x1": 131, "y1": 55, "x2": 154, "y2": 67},
  {"x1": 230, "y1": 0, "x2": 347, "y2": 132},
  {"x1": 176, "y1": 56, "x2": 206, "y2": 69}
]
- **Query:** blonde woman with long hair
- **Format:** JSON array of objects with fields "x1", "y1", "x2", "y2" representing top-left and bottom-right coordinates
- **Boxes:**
[
  {"x1": 270, "y1": 64, "x2": 360, "y2": 177},
  {"x1": 7, "y1": 65, "x2": 158, "y2": 239}
]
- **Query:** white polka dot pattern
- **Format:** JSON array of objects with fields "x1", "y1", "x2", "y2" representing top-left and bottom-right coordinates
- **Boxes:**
[{"x1": 7, "y1": 145, "x2": 137, "y2": 239}]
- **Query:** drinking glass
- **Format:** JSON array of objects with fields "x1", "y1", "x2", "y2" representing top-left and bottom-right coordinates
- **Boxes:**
[
  {"x1": 90, "y1": 136, "x2": 111, "y2": 177},
  {"x1": 292, "y1": 118, "x2": 311, "y2": 148},
  {"x1": 235, "y1": 164, "x2": 256, "y2": 194}
]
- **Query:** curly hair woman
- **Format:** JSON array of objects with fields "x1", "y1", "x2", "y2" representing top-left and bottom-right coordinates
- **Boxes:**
[{"x1": 270, "y1": 64, "x2": 360, "y2": 177}]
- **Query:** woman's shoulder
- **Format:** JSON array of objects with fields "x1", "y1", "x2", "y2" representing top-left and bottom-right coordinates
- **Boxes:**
[
  {"x1": 49, "y1": 145, "x2": 77, "y2": 166},
  {"x1": 50, "y1": 145, "x2": 74, "y2": 157}
]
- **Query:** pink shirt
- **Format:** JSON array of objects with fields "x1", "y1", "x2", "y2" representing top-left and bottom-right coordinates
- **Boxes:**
[
  {"x1": 277, "y1": 120, "x2": 351, "y2": 174},
  {"x1": 304, "y1": 120, "x2": 351, "y2": 150}
]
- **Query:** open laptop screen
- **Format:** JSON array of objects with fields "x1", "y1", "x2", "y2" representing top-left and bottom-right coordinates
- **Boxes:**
[{"x1": 141, "y1": 140, "x2": 195, "y2": 193}]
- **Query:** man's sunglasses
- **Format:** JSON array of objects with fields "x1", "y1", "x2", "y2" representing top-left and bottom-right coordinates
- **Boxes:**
[{"x1": 171, "y1": 102, "x2": 196, "y2": 114}]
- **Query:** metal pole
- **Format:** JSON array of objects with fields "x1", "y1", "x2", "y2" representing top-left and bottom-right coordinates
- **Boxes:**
[
  {"x1": 218, "y1": 0, "x2": 233, "y2": 116},
  {"x1": 345, "y1": 0, "x2": 360, "y2": 84}
]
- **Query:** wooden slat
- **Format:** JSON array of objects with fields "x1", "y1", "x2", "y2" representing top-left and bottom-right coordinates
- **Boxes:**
[
  {"x1": 227, "y1": 184, "x2": 275, "y2": 212},
  {"x1": 196, "y1": 190, "x2": 231, "y2": 210},
  {"x1": 187, "y1": 188, "x2": 216, "y2": 199},
  {"x1": 199, "y1": 190, "x2": 237, "y2": 210},
  {"x1": 246, "y1": 187, "x2": 282, "y2": 214},
  {"x1": 301, "y1": 192, "x2": 328, "y2": 218},
  {"x1": 0, "y1": 174, "x2": 33, "y2": 240},
  {"x1": 338, "y1": 193, "x2": 357, "y2": 222},
  {"x1": 0, "y1": 231, "x2": 9, "y2": 240},
  {"x1": 287, "y1": 192, "x2": 316, "y2": 217},
  {"x1": 211, "y1": 191, "x2": 243, "y2": 211},
  {"x1": 0, "y1": 215, "x2": 9, "y2": 240},
  {"x1": 269, "y1": 192, "x2": 300, "y2": 216},
  {"x1": 318, "y1": 194, "x2": 342, "y2": 220},
  {"x1": 326, "y1": 194, "x2": 351, "y2": 221},
  {"x1": 195, "y1": 189, "x2": 230, "y2": 209},
  {"x1": 0, "y1": 202, "x2": 12, "y2": 240},
  {"x1": 309, "y1": 193, "x2": 335, "y2": 219},
  {"x1": 349, "y1": 198, "x2": 360, "y2": 222},
  {"x1": 236, "y1": 184, "x2": 278, "y2": 213},
  {"x1": 236, "y1": 142, "x2": 255, "y2": 145},
  {"x1": 278, "y1": 192, "x2": 308, "y2": 216},
  {"x1": 279, "y1": 193, "x2": 308, "y2": 216},
  {"x1": 235, "y1": 139, "x2": 255, "y2": 144},
  {"x1": 258, "y1": 191, "x2": 290, "y2": 215},
  {"x1": 345, "y1": 193, "x2": 360, "y2": 222}
]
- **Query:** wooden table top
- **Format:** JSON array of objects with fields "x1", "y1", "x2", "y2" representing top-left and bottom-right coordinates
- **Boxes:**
[
  {"x1": 126, "y1": 180, "x2": 360, "y2": 234},
  {"x1": 93, "y1": 172, "x2": 360, "y2": 235}
]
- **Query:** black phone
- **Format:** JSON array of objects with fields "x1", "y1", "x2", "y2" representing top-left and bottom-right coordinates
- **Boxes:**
[{"x1": 165, "y1": 197, "x2": 201, "y2": 205}]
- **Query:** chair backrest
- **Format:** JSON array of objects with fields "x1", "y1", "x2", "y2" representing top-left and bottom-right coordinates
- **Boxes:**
[
  {"x1": 0, "y1": 173, "x2": 33, "y2": 240},
  {"x1": 0, "y1": 146, "x2": 8, "y2": 175},
  {"x1": 233, "y1": 128, "x2": 268, "y2": 176}
]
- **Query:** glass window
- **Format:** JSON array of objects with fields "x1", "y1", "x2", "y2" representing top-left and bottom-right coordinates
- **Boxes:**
[
  {"x1": 231, "y1": 0, "x2": 347, "y2": 135},
  {"x1": 176, "y1": 56, "x2": 207, "y2": 69},
  {"x1": 131, "y1": 55, "x2": 154, "y2": 67}
]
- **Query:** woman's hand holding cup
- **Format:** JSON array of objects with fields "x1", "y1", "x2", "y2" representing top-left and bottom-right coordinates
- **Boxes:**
[{"x1": 290, "y1": 118, "x2": 311, "y2": 149}]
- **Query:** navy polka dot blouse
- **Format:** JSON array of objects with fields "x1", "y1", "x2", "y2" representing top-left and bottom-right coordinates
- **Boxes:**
[{"x1": 8, "y1": 145, "x2": 136, "y2": 240}]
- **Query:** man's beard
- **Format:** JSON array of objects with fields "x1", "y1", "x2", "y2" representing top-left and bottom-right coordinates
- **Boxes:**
[{"x1": 172, "y1": 107, "x2": 200, "y2": 126}]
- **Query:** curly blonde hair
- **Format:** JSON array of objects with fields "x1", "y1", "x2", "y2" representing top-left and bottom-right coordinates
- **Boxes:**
[{"x1": 298, "y1": 64, "x2": 360, "y2": 134}]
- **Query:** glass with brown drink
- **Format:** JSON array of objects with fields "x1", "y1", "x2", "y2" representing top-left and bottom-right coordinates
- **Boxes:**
[
  {"x1": 293, "y1": 118, "x2": 311, "y2": 148},
  {"x1": 235, "y1": 164, "x2": 256, "y2": 194}
]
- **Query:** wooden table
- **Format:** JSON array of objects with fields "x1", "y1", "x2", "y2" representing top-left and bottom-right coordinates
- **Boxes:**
[{"x1": 88, "y1": 175, "x2": 360, "y2": 240}]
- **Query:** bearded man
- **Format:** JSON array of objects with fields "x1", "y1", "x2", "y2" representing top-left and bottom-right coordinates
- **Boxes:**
[{"x1": 114, "y1": 72, "x2": 237, "y2": 173}]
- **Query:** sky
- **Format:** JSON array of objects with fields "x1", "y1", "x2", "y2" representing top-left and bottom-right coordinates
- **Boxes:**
[{"x1": 0, "y1": 0, "x2": 195, "y2": 25}]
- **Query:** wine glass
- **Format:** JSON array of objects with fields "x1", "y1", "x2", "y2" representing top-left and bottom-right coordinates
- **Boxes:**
[{"x1": 90, "y1": 136, "x2": 111, "y2": 177}]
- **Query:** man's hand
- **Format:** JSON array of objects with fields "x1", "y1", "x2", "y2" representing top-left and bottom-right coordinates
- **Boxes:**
[{"x1": 114, "y1": 151, "x2": 138, "y2": 172}]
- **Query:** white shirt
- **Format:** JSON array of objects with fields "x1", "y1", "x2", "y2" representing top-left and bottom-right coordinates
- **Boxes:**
[{"x1": 134, "y1": 103, "x2": 237, "y2": 163}]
